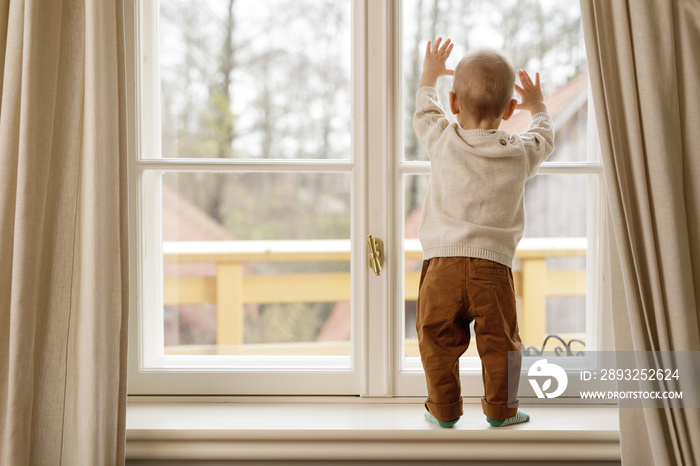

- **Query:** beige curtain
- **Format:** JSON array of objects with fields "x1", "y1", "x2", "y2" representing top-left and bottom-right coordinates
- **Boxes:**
[
  {"x1": 0, "y1": 0, "x2": 128, "y2": 464},
  {"x1": 581, "y1": 1, "x2": 700, "y2": 465}
]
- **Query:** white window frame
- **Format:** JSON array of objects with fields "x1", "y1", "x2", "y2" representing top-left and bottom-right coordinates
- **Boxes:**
[{"x1": 125, "y1": 0, "x2": 612, "y2": 398}]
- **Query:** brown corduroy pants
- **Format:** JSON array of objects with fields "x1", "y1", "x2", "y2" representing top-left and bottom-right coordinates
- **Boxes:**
[{"x1": 416, "y1": 256, "x2": 522, "y2": 422}]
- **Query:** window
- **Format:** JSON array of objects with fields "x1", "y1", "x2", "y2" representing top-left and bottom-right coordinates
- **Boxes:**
[
  {"x1": 126, "y1": 0, "x2": 608, "y2": 397},
  {"x1": 395, "y1": 0, "x2": 605, "y2": 395},
  {"x1": 128, "y1": 0, "x2": 358, "y2": 395}
]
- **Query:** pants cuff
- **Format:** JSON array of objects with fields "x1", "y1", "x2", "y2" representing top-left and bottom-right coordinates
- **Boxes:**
[
  {"x1": 481, "y1": 396, "x2": 518, "y2": 420},
  {"x1": 425, "y1": 397, "x2": 463, "y2": 422}
]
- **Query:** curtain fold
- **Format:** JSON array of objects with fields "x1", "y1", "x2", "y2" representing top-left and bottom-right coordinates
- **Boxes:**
[
  {"x1": 581, "y1": 0, "x2": 700, "y2": 465},
  {"x1": 0, "y1": 0, "x2": 128, "y2": 464}
]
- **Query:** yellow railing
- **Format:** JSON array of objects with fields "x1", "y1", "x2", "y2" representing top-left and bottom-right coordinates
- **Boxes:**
[{"x1": 163, "y1": 238, "x2": 586, "y2": 354}]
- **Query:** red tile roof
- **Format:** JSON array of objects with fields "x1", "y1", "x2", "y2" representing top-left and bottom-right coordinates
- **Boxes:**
[{"x1": 162, "y1": 185, "x2": 235, "y2": 241}]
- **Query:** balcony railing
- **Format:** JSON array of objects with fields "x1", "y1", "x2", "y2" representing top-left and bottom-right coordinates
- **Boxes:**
[{"x1": 162, "y1": 238, "x2": 586, "y2": 355}]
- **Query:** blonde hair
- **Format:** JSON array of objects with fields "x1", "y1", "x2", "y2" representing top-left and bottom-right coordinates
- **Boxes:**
[{"x1": 452, "y1": 49, "x2": 516, "y2": 121}]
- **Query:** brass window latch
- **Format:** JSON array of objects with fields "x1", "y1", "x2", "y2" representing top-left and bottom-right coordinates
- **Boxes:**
[{"x1": 367, "y1": 235, "x2": 383, "y2": 276}]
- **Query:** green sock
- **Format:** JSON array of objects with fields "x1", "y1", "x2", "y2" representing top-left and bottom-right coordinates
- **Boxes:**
[
  {"x1": 425, "y1": 411, "x2": 460, "y2": 428},
  {"x1": 486, "y1": 409, "x2": 530, "y2": 427}
]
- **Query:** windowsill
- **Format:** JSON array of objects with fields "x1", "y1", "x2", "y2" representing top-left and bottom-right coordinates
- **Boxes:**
[{"x1": 126, "y1": 399, "x2": 620, "y2": 462}]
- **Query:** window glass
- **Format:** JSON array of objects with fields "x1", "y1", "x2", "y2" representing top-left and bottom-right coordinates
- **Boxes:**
[
  {"x1": 402, "y1": 172, "x2": 589, "y2": 358},
  {"x1": 400, "y1": 1, "x2": 594, "y2": 367},
  {"x1": 157, "y1": 0, "x2": 352, "y2": 159},
  {"x1": 402, "y1": 0, "x2": 588, "y2": 162},
  {"x1": 161, "y1": 172, "x2": 352, "y2": 357}
]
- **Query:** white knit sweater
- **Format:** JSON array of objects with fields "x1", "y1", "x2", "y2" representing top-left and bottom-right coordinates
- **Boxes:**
[{"x1": 413, "y1": 86, "x2": 555, "y2": 268}]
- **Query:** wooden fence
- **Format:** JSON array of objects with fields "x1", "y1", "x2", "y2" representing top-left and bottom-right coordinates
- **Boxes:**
[{"x1": 163, "y1": 238, "x2": 586, "y2": 354}]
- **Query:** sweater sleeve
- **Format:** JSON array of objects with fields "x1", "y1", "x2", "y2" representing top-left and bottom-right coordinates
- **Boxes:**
[
  {"x1": 520, "y1": 112, "x2": 555, "y2": 178},
  {"x1": 412, "y1": 87, "x2": 450, "y2": 158}
]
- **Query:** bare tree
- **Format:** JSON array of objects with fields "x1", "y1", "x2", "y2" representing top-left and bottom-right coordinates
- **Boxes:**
[{"x1": 202, "y1": 0, "x2": 237, "y2": 223}]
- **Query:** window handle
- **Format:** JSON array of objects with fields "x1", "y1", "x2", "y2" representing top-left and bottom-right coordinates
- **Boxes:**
[{"x1": 367, "y1": 235, "x2": 383, "y2": 276}]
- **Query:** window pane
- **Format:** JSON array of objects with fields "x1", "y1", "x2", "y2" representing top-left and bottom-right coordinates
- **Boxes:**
[
  {"x1": 157, "y1": 0, "x2": 352, "y2": 159},
  {"x1": 402, "y1": 173, "x2": 588, "y2": 360},
  {"x1": 402, "y1": 0, "x2": 589, "y2": 161},
  {"x1": 162, "y1": 172, "x2": 351, "y2": 358},
  {"x1": 519, "y1": 174, "x2": 588, "y2": 355},
  {"x1": 402, "y1": 174, "x2": 436, "y2": 358}
]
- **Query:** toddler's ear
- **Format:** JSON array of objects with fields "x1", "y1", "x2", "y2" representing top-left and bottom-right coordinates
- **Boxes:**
[
  {"x1": 501, "y1": 98, "x2": 518, "y2": 121},
  {"x1": 449, "y1": 91, "x2": 459, "y2": 115}
]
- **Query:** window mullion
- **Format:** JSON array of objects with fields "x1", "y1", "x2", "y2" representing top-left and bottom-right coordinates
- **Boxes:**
[
  {"x1": 134, "y1": 159, "x2": 355, "y2": 173},
  {"x1": 362, "y1": 0, "x2": 394, "y2": 398}
]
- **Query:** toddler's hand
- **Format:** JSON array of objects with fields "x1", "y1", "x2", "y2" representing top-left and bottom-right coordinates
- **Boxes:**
[
  {"x1": 514, "y1": 70, "x2": 547, "y2": 115},
  {"x1": 419, "y1": 38, "x2": 454, "y2": 88}
]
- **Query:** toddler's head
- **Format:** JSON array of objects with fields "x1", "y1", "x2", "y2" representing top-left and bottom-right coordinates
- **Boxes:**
[{"x1": 452, "y1": 49, "x2": 516, "y2": 122}]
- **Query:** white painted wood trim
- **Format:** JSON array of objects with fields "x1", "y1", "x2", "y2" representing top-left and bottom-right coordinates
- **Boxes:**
[
  {"x1": 126, "y1": 402, "x2": 620, "y2": 462},
  {"x1": 364, "y1": 0, "x2": 394, "y2": 397},
  {"x1": 398, "y1": 161, "x2": 604, "y2": 175},
  {"x1": 134, "y1": 159, "x2": 356, "y2": 172}
]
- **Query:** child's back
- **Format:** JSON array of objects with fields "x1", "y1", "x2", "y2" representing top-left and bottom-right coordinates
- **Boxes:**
[
  {"x1": 414, "y1": 83, "x2": 554, "y2": 267},
  {"x1": 413, "y1": 38, "x2": 554, "y2": 428}
]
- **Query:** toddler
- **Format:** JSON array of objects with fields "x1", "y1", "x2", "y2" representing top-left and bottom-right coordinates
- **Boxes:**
[{"x1": 413, "y1": 38, "x2": 554, "y2": 428}]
